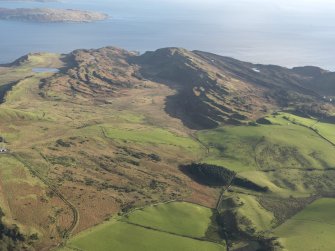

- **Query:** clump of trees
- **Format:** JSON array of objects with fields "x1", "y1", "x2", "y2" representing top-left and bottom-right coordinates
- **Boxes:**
[
  {"x1": 256, "y1": 117, "x2": 272, "y2": 125},
  {"x1": 181, "y1": 163, "x2": 236, "y2": 186},
  {"x1": 182, "y1": 163, "x2": 268, "y2": 192},
  {"x1": 233, "y1": 177, "x2": 269, "y2": 192}
]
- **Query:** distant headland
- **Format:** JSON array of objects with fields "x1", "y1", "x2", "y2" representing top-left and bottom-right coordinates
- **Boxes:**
[
  {"x1": 0, "y1": 0, "x2": 58, "y2": 2},
  {"x1": 0, "y1": 7, "x2": 109, "y2": 23}
]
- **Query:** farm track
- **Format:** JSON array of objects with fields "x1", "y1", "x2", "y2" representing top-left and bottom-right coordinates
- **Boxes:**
[
  {"x1": 10, "y1": 152, "x2": 79, "y2": 245},
  {"x1": 215, "y1": 174, "x2": 236, "y2": 251}
]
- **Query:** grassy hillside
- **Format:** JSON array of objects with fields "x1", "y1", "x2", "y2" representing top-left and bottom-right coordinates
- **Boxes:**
[
  {"x1": 282, "y1": 112, "x2": 335, "y2": 145},
  {"x1": 103, "y1": 125, "x2": 201, "y2": 151},
  {"x1": 198, "y1": 114, "x2": 335, "y2": 173},
  {"x1": 66, "y1": 221, "x2": 224, "y2": 251},
  {"x1": 236, "y1": 194, "x2": 275, "y2": 233},
  {"x1": 274, "y1": 198, "x2": 335, "y2": 251},
  {"x1": 124, "y1": 202, "x2": 213, "y2": 238},
  {"x1": 64, "y1": 202, "x2": 224, "y2": 251}
]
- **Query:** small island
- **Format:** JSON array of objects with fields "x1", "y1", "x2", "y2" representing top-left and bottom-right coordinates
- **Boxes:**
[
  {"x1": 0, "y1": 8, "x2": 109, "y2": 23},
  {"x1": 0, "y1": 0, "x2": 58, "y2": 2}
]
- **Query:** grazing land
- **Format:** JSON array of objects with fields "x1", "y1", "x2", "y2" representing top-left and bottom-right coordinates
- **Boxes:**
[
  {"x1": 281, "y1": 112, "x2": 335, "y2": 145},
  {"x1": 64, "y1": 202, "x2": 225, "y2": 251},
  {"x1": 274, "y1": 198, "x2": 335, "y2": 251},
  {"x1": 0, "y1": 47, "x2": 334, "y2": 250},
  {"x1": 103, "y1": 125, "x2": 201, "y2": 152},
  {"x1": 65, "y1": 221, "x2": 224, "y2": 251},
  {"x1": 198, "y1": 114, "x2": 335, "y2": 173},
  {"x1": 123, "y1": 202, "x2": 214, "y2": 238}
]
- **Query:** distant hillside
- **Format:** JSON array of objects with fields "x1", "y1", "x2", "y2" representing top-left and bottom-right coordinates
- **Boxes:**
[
  {"x1": 0, "y1": 8, "x2": 108, "y2": 23},
  {"x1": 133, "y1": 48, "x2": 335, "y2": 128},
  {"x1": 37, "y1": 47, "x2": 335, "y2": 129}
]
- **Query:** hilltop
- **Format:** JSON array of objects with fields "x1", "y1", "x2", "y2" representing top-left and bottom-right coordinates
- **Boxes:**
[
  {"x1": 134, "y1": 48, "x2": 335, "y2": 128},
  {"x1": 39, "y1": 47, "x2": 335, "y2": 129}
]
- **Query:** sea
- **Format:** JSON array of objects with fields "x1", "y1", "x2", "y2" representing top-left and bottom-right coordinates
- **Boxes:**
[{"x1": 0, "y1": 0, "x2": 334, "y2": 70}]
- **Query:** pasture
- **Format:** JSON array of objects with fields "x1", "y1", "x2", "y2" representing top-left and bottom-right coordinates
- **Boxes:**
[
  {"x1": 124, "y1": 201, "x2": 213, "y2": 238},
  {"x1": 274, "y1": 198, "x2": 335, "y2": 251},
  {"x1": 198, "y1": 115, "x2": 335, "y2": 172},
  {"x1": 65, "y1": 202, "x2": 225, "y2": 251}
]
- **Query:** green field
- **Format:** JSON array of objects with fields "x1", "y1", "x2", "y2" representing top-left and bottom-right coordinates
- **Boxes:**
[
  {"x1": 103, "y1": 124, "x2": 201, "y2": 151},
  {"x1": 274, "y1": 198, "x2": 335, "y2": 251},
  {"x1": 314, "y1": 122, "x2": 335, "y2": 144},
  {"x1": 66, "y1": 221, "x2": 224, "y2": 251},
  {"x1": 124, "y1": 202, "x2": 213, "y2": 238},
  {"x1": 65, "y1": 202, "x2": 225, "y2": 251},
  {"x1": 198, "y1": 114, "x2": 335, "y2": 172},
  {"x1": 236, "y1": 194, "x2": 274, "y2": 233},
  {"x1": 281, "y1": 112, "x2": 335, "y2": 145}
]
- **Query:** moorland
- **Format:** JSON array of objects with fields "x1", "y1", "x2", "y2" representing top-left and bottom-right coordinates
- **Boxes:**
[{"x1": 0, "y1": 47, "x2": 334, "y2": 251}]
